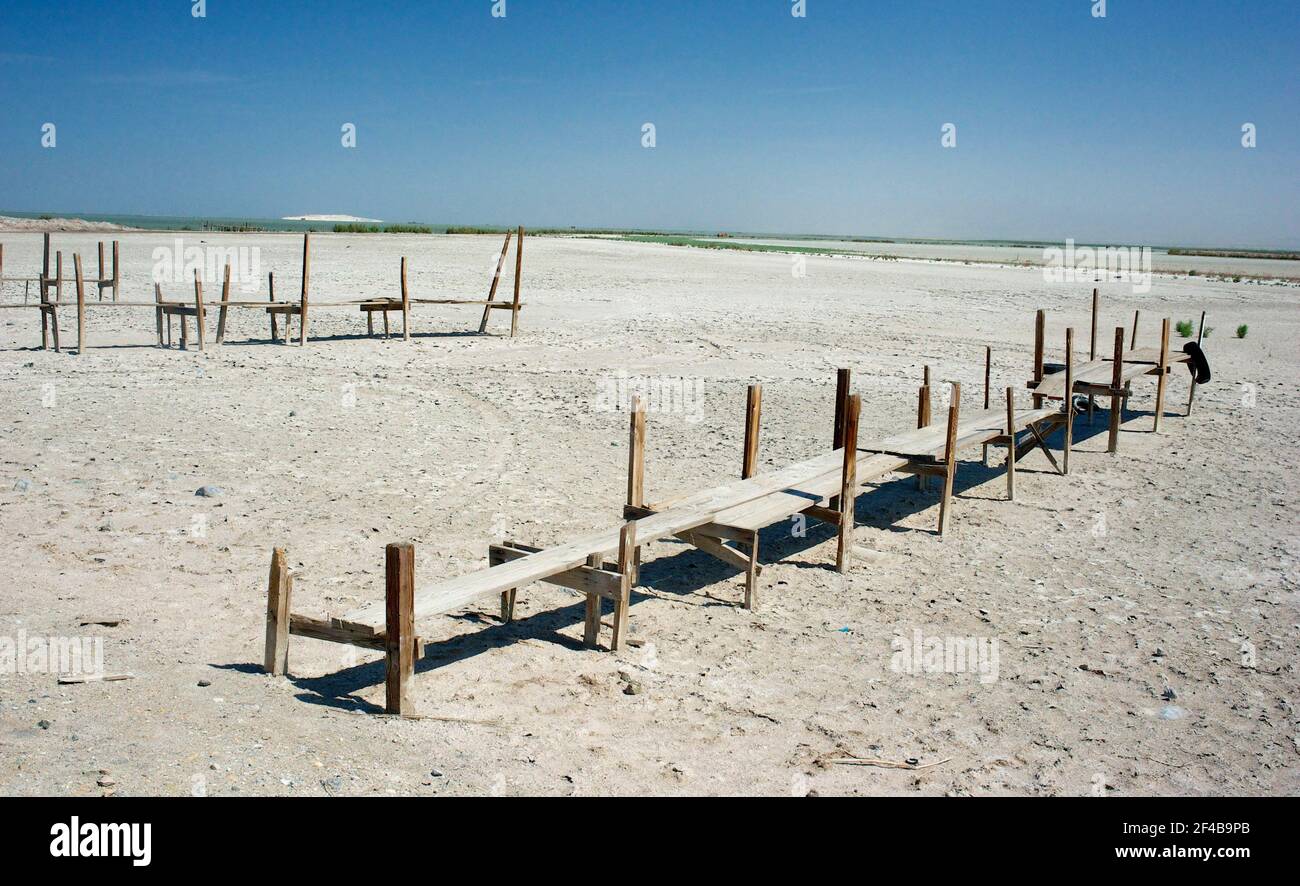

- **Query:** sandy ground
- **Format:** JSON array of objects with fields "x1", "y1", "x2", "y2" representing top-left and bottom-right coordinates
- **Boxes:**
[{"x1": 0, "y1": 232, "x2": 1296, "y2": 796}]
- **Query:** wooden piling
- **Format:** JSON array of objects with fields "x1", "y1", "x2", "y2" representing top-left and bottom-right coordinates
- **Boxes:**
[
  {"x1": 1131, "y1": 310, "x2": 1140, "y2": 349},
  {"x1": 937, "y1": 382, "x2": 962, "y2": 536},
  {"x1": 299, "y1": 233, "x2": 311, "y2": 346},
  {"x1": 194, "y1": 271, "x2": 206, "y2": 352},
  {"x1": 583, "y1": 552, "x2": 603, "y2": 648},
  {"x1": 510, "y1": 226, "x2": 524, "y2": 338},
  {"x1": 74, "y1": 254, "x2": 86, "y2": 354},
  {"x1": 401, "y1": 256, "x2": 411, "y2": 341},
  {"x1": 982, "y1": 345, "x2": 992, "y2": 465},
  {"x1": 263, "y1": 548, "x2": 291, "y2": 675},
  {"x1": 627, "y1": 395, "x2": 646, "y2": 509},
  {"x1": 97, "y1": 242, "x2": 105, "y2": 301},
  {"x1": 267, "y1": 273, "x2": 278, "y2": 341},
  {"x1": 112, "y1": 240, "x2": 120, "y2": 301},
  {"x1": 215, "y1": 263, "x2": 232, "y2": 344},
  {"x1": 1032, "y1": 309, "x2": 1045, "y2": 408},
  {"x1": 384, "y1": 542, "x2": 416, "y2": 716},
  {"x1": 830, "y1": 367, "x2": 851, "y2": 508},
  {"x1": 1154, "y1": 316, "x2": 1170, "y2": 433},
  {"x1": 742, "y1": 384, "x2": 762, "y2": 479},
  {"x1": 609, "y1": 523, "x2": 636, "y2": 651},
  {"x1": 1108, "y1": 327, "x2": 1124, "y2": 453},
  {"x1": 153, "y1": 284, "x2": 165, "y2": 346},
  {"x1": 835, "y1": 393, "x2": 861, "y2": 572},
  {"x1": 1005, "y1": 387, "x2": 1016, "y2": 500},
  {"x1": 1088, "y1": 288, "x2": 1099, "y2": 422}
]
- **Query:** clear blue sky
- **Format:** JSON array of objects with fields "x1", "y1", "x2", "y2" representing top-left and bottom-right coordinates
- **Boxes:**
[{"x1": 2, "y1": 0, "x2": 1296, "y2": 247}]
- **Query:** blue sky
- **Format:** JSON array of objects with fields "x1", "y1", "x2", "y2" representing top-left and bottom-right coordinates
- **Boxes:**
[{"x1": 1, "y1": 0, "x2": 1296, "y2": 247}]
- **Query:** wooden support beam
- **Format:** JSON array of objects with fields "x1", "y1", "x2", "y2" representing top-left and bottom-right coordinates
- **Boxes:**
[
  {"x1": 97, "y1": 242, "x2": 105, "y2": 301},
  {"x1": 1005, "y1": 387, "x2": 1016, "y2": 500},
  {"x1": 916, "y1": 378, "x2": 932, "y2": 491},
  {"x1": 742, "y1": 384, "x2": 762, "y2": 479},
  {"x1": 510, "y1": 226, "x2": 523, "y2": 338},
  {"x1": 1088, "y1": 287, "x2": 1099, "y2": 422},
  {"x1": 830, "y1": 367, "x2": 851, "y2": 508},
  {"x1": 1033, "y1": 309, "x2": 1045, "y2": 408},
  {"x1": 982, "y1": 345, "x2": 992, "y2": 465},
  {"x1": 56, "y1": 251, "x2": 63, "y2": 303},
  {"x1": 299, "y1": 233, "x2": 311, "y2": 346},
  {"x1": 489, "y1": 542, "x2": 622, "y2": 599},
  {"x1": 74, "y1": 254, "x2": 86, "y2": 354},
  {"x1": 42, "y1": 232, "x2": 50, "y2": 282},
  {"x1": 263, "y1": 548, "x2": 291, "y2": 675},
  {"x1": 835, "y1": 393, "x2": 861, "y2": 572},
  {"x1": 401, "y1": 256, "x2": 411, "y2": 342},
  {"x1": 215, "y1": 263, "x2": 232, "y2": 344},
  {"x1": 1154, "y1": 316, "x2": 1170, "y2": 433},
  {"x1": 154, "y1": 284, "x2": 165, "y2": 346},
  {"x1": 936, "y1": 382, "x2": 962, "y2": 535},
  {"x1": 111, "y1": 240, "x2": 120, "y2": 301},
  {"x1": 267, "y1": 273, "x2": 279, "y2": 341},
  {"x1": 478, "y1": 231, "x2": 512, "y2": 333},
  {"x1": 193, "y1": 272, "x2": 206, "y2": 352},
  {"x1": 1108, "y1": 326, "x2": 1124, "y2": 453},
  {"x1": 609, "y1": 523, "x2": 635, "y2": 651},
  {"x1": 384, "y1": 542, "x2": 416, "y2": 716},
  {"x1": 627, "y1": 395, "x2": 646, "y2": 509},
  {"x1": 1063, "y1": 327, "x2": 1074, "y2": 474}
]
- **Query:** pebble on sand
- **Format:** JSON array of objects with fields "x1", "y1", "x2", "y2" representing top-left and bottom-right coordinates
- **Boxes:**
[{"x1": 195, "y1": 486, "x2": 224, "y2": 497}]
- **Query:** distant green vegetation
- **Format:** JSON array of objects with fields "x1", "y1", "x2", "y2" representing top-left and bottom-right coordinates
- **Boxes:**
[
  {"x1": 1168, "y1": 248, "x2": 1299, "y2": 261},
  {"x1": 1236, "y1": 324, "x2": 1248, "y2": 339},
  {"x1": 1175, "y1": 320, "x2": 1195, "y2": 338},
  {"x1": 333, "y1": 223, "x2": 433, "y2": 234}
]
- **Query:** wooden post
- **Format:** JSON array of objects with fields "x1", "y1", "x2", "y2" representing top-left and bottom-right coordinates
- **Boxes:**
[
  {"x1": 609, "y1": 523, "x2": 636, "y2": 651},
  {"x1": 627, "y1": 395, "x2": 645, "y2": 509},
  {"x1": 97, "y1": 242, "x2": 105, "y2": 301},
  {"x1": 1088, "y1": 288, "x2": 1099, "y2": 422},
  {"x1": 1108, "y1": 327, "x2": 1124, "y2": 453},
  {"x1": 74, "y1": 254, "x2": 86, "y2": 354},
  {"x1": 583, "y1": 553, "x2": 602, "y2": 648},
  {"x1": 1154, "y1": 316, "x2": 1170, "y2": 433},
  {"x1": 56, "y1": 251, "x2": 63, "y2": 303},
  {"x1": 401, "y1": 256, "x2": 411, "y2": 341},
  {"x1": 1187, "y1": 310, "x2": 1206, "y2": 415},
  {"x1": 194, "y1": 271, "x2": 206, "y2": 352},
  {"x1": 267, "y1": 272, "x2": 278, "y2": 341},
  {"x1": 263, "y1": 548, "x2": 291, "y2": 675},
  {"x1": 1131, "y1": 310, "x2": 1140, "y2": 349},
  {"x1": 509, "y1": 226, "x2": 523, "y2": 337},
  {"x1": 299, "y1": 233, "x2": 311, "y2": 346},
  {"x1": 153, "y1": 284, "x2": 166, "y2": 346},
  {"x1": 215, "y1": 262, "x2": 232, "y2": 344},
  {"x1": 937, "y1": 382, "x2": 962, "y2": 536},
  {"x1": 916, "y1": 365, "x2": 932, "y2": 491},
  {"x1": 478, "y1": 231, "x2": 512, "y2": 333},
  {"x1": 42, "y1": 232, "x2": 50, "y2": 283},
  {"x1": 1032, "y1": 309, "x2": 1045, "y2": 408},
  {"x1": 1063, "y1": 327, "x2": 1074, "y2": 474},
  {"x1": 742, "y1": 384, "x2": 762, "y2": 479},
  {"x1": 982, "y1": 345, "x2": 991, "y2": 465},
  {"x1": 835, "y1": 393, "x2": 861, "y2": 572},
  {"x1": 830, "y1": 367, "x2": 851, "y2": 508},
  {"x1": 1004, "y1": 387, "x2": 1016, "y2": 500},
  {"x1": 111, "y1": 240, "x2": 120, "y2": 301},
  {"x1": 384, "y1": 543, "x2": 416, "y2": 716},
  {"x1": 626, "y1": 394, "x2": 645, "y2": 586}
]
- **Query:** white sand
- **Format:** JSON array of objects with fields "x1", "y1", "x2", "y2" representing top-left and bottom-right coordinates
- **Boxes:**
[{"x1": 0, "y1": 232, "x2": 1296, "y2": 796}]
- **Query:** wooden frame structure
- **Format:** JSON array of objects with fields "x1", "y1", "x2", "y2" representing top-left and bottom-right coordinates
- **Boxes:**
[
  {"x1": 265, "y1": 354, "x2": 1080, "y2": 715},
  {"x1": 2, "y1": 229, "x2": 527, "y2": 350},
  {"x1": 1029, "y1": 291, "x2": 1204, "y2": 455}
]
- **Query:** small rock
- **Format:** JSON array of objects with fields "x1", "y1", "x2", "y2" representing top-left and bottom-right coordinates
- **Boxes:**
[
  {"x1": 429, "y1": 768, "x2": 444, "y2": 778},
  {"x1": 37, "y1": 719, "x2": 51, "y2": 730},
  {"x1": 623, "y1": 682, "x2": 643, "y2": 696},
  {"x1": 97, "y1": 776, "x2": 116, "y2": 788},
  {"x1": 321, "y1": 776, "x2": 343, "y2": 792},
  {"x1": 197, "y1": 679, "x2": 212, "y2": 688},
  {"x1": 1160, "y1": 705, "x2": 1186, "y2": 720},
  {"x1": 195, "y1": 486, "x2": 223, "y2": 498}
]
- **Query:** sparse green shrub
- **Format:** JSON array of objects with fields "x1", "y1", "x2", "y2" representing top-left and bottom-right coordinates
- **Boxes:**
[
  {"x1": 1236, "y1": 324, "x2": 1248, "y2": 339},
  {"x1": 1175, "y1": 320, "x2": 1194, "y2": 338}
]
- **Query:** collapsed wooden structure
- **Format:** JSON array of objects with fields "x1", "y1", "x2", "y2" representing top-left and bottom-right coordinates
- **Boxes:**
[
  {"x1": 0, "y1": 228, "x2": 526, "y2": 351},
  {"x1": 263, "y1": 292, "x2": 1210, "y2": 716}
]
